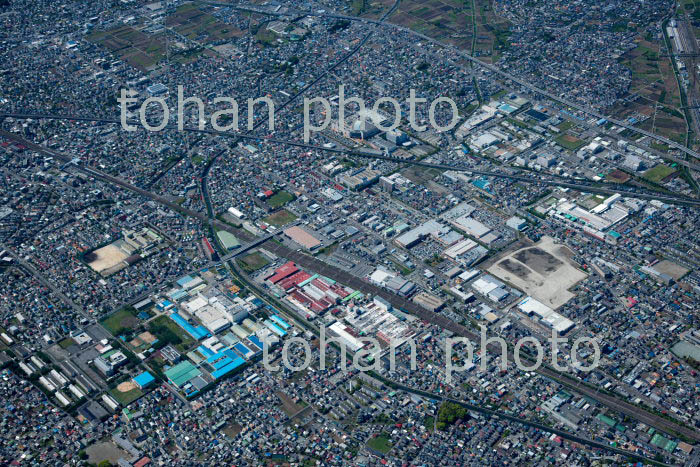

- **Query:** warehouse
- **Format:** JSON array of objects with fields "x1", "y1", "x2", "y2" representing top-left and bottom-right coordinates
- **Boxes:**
[
  {"x1": 472, "y1": 275, "x2": 505, "y2": 296},
  {"x1": 216, "y1": 230, "x2": 241, "y2": 250},
  {"x1": 394, "y1": 220, "x2": 445, "y2": 248},
  {"x1": 283, "y1": 226, "x2": 321, "y2": 250},
  {"x1": 169, "y1": 312, "x2": 210, "y2": 340},
  {"x1": 328, "y1": 321, "x2": 365, "y2": 352},
  {"x1": 266, "y1": 261, "x2": 299, "y2": 284},
  {"x1": 192, "y1": 302, "x2": 232, "y2": 335},
  {"x1": 517, "y1": 297, "x2": 574, "y2": 334},
  {"x1": 451, "y1": 216, "x2": 491, "y2": 239},
  {"x1": 264, "y1": 320, "x2": 287, "y2": 337},
  {"x1": 202, "y1": 349, "x2": 246, "y2": 380},
  {"x1": 412, "y1": 292, "x2": 445, "y2": 312},
  {"x1": 227, "y1": 207, "x2": 246, "y2": 219},
  {"x1": 443, "y1": 238, "x2": 478, "y2": 260},
  {"x1": 506, "y1": 216, "x2": 527, "y2": 231},
  {"x1": 164, "y1": 360, "x2": 202, "y2": 388}
]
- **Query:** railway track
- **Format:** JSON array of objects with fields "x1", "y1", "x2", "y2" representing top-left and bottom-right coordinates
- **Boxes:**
[{"x1": 1, "y1": 127, "x2": 698, "y2": 442}]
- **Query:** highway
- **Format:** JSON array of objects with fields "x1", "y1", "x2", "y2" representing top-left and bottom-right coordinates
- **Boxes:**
[
  {"x1": 1, "y1": 128, "x2": 699, "y2": 442},
  {"x1": 218, "y1": 2, "x2": 700, "y2": 163},
  {"x1": 3, "y1": 112, "x2": 699, "y2": 206}
]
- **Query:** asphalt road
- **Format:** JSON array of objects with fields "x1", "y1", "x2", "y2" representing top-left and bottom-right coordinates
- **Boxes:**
[
  {"x1": 1, "y1": 128, "x2": 697, "y2": 442},
  {"x1": 261, "y1": 239, "x2": 700, "y2": 443},
  {"x1": 3, "y1": 112, "x2": 699, "y2": 206},
  {"x1": 223, "y1": 2, "x2": 700, "y2": 162}
]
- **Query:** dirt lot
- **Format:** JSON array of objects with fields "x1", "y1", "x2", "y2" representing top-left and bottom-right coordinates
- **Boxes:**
[
  {"x1": 655, "y1": 259, "x2": 690, "y2": 280},
  {"x1": 276, "y1": 390, "x2": 305, "y2": 417},
  {"x1": 487, "y1": 236, "x2": 587, "y2": 309},
  {"x1": 86, "y1": 243, "x2": 128, "y2": 274},
  {"x1": 86, "y1": 441, "x2": 128, "y2": 465}
]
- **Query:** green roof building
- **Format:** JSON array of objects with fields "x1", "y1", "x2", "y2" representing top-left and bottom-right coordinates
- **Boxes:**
[
  {"x1": 217, "y1": 230, "x2": 241, "y2": 250},
  {"x1": 164, "y1": 361, "x2": 201, "y2": 388}
]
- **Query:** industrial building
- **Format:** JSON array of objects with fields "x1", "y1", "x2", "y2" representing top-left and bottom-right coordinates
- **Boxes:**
[
  {"x1": 412, "y1": 292, "x2": 445, "y2": 312},
  {"x1": 506, "y1": 216, "x2": 528, "y2": 231},
  {"x1": 338, "y1": 167, "x2": 381, "y2": 190},
  {"x1": 283, "y1": 226, "x2": 321, "y2": 250},
  {"x1": 451, "y1": 216, "x2": 491, "y2": 239},
  {"x1": 394, "y1": 220, "x2": 447, "y2": 249},
  {"x1": 517, "y1": 297, "x2": 575, "y2": 334},
  {"x1": 216, "y1": 230, "x2": 241, "y2": 250}
]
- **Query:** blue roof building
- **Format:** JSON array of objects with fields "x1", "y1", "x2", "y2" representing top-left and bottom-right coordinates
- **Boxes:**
[
  {"x1": 169, "y1": 312, "x2": 210, "y2": 340},
  {"x1": 133, "y1": 371, "x2": 156, "y2": 389}
]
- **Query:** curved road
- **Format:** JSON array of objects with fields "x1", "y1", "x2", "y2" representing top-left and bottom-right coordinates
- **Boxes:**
[
  {"x1": 2, "y1": 127, "x2": 698, "y2": 442},
  {"x1": 219, "y1": 2, "x2": 700, "y2": 162},
  {"x1": 3, "y1": 112, "x2": 698, "y2": 206},
  {"x1": 228, "y1": 258, "x2": 672, "y2": 466}
]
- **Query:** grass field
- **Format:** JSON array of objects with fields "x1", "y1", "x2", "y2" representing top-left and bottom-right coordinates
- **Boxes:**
[
  {"x1": 109, "y1": 386, "x2": 144, "y2": 406},
  {"x1": 238, "y1": 252, "x2": 270, "y2": 272},
  {"x1": 555, "y1": 134, "x2": 586, "y2": 151},
  {"x1": 367, "y1": 433, "x2": 393, "y2": 454},
  {"x1": 643, "y1": 164, "x2": 676, "y2": 183},
  {"x1": 148, "y1": 315, "x2": 195, "y2": 352},
  {"x1": 263, "y1": 209, "x2": 298, "y2": 227},
  {"x1": 557, "y1": 120, "x2": 574, "y2": 131},
  {"x1": 100, "y1": 308, "x2": 140, "y2": 335},
  {"x1": 58, "y1": 337, "x2": 76, "y2": 349},
  {"x1": 266, "y1": 190, "x2": 294, "y2": 208}
]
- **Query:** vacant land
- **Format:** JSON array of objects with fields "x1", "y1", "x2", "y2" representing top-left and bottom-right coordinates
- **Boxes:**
[
  {"x1": 367, "y1": 433, "x2": 393, "y2": 454},
  {"x1": 487, "y1": 236, "x2": 587, "y2": 309},
  {"x1": 58, "y1": 337, "x2": 76, "y2": 349},
  {"x1": 222, "y1": 423, "x2": 243, "y2": 438},
  {"x1": 238, "y1": 252, "x2": 270, "y2": 272},
  {"x1": 606, "y1": 169, "x2": 632, "y2": 183},
  {"x1": 555, "y1": 134, "x2": 586, "y2": 151},
  {"x1": 276, "y1": 390, "x2": 305, "y2": 417},
  {"x1": 655, "y1": 259, "x2": 690, "y2": 280},
  {"x1": 148, "y1": 315, "x2": 195, "y2": 352},
  {"x1": 85, "y1": 441, "x2": 129, "y2": 466},
  {"x1": 579, "y1": 194, "x2": 606, "y2": 210},
  {"x1": 264, "y1": 209, "x2": 298, "y2": 227}
]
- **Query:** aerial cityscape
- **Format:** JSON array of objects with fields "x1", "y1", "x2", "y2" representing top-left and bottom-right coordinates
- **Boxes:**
[{"x1": 0, "y1": 0, "x2": 699, "y2": 465}]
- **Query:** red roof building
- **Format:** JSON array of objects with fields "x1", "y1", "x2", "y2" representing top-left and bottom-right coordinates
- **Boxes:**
[{"x1": 266, "y1": 261, "x2": 299, "y2": 284}]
